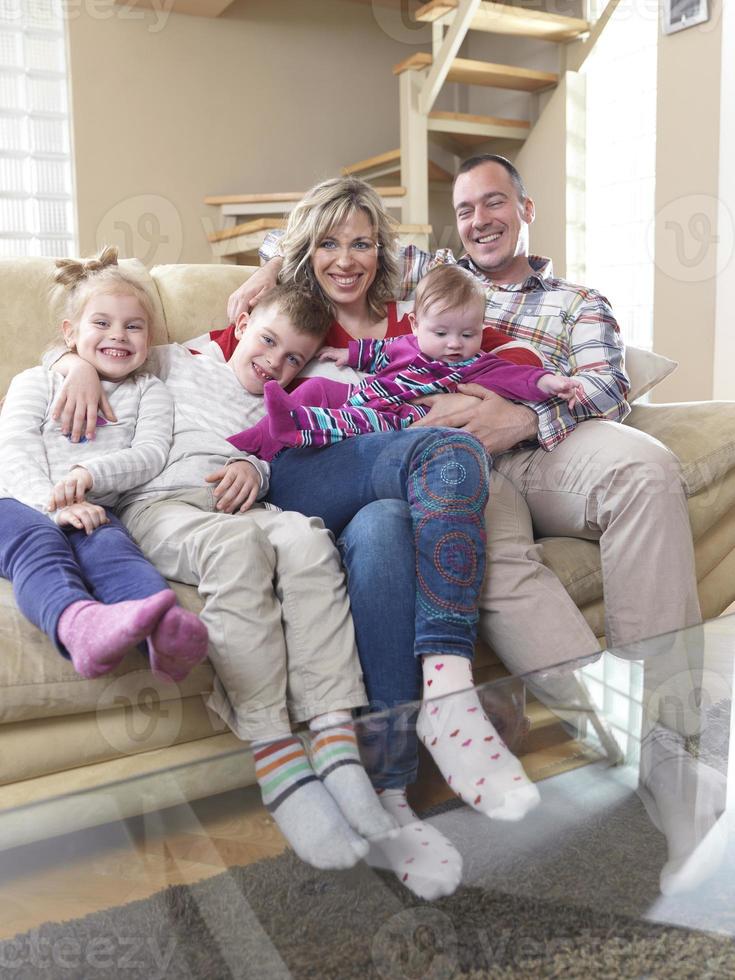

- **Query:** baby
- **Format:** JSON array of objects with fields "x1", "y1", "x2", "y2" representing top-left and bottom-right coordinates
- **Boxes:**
[{"x1": 228, "y1": 264, "x2": 582, "y2": 459}]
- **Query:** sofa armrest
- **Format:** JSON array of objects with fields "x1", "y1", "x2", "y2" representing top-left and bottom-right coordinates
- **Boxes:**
[{"x1": 624, "y1": 401, "x2": 735, "y2": 495}]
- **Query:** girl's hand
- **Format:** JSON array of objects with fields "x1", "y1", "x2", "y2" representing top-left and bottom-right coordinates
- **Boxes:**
[
  {"x1": 51, "y1": 358, "x2": 116, "y2": 444},
  {"x1": 56, "y1": 502, "x2": 109, "y2": 535},
  {"x1": 318, "y1": 346, "x2": 349, "y2": 366},
  {"x1": 205, "y1": 460, "x2": 260, "y2": 513},
  {"x1": 48, "y1": 467, "x2": 93, "y2": 512},
  {"x1": 538, "y1": 373, "x2": 585, "y2": 410}
]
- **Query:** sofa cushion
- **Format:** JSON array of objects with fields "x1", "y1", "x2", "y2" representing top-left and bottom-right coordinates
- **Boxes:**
[
  {"x1": 0, "y1": 257, "x2": 166, "y2": 396},
  {"x1": 0, "y1": 580, "x2": 214, "y2": 724},
  {"x1": 625, "y1": 401, "x2": 735, "y2": 495},
  {"x1": 151, "y1": 264, "x2": 257, "y2": 344},
  {"x1": 624, "y1": 345, "x2": 678, "y2": 402}
]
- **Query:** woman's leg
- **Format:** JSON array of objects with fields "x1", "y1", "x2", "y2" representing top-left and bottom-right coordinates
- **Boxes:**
[{"x1": 268, "y1": 428, "x2": 489, "y2": 659}]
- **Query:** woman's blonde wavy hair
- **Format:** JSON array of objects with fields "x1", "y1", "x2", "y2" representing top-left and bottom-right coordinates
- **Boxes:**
[
  {"x1": 54, "y1": 246, "x2": 156, "y2": 338},
  {"x1": 279, "y1": 177, "x2": 399, "y2": 322}
]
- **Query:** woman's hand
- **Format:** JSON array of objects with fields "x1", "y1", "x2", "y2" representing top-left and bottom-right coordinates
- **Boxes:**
[
  {"x1": 47, "y1": 467, "x2": 93, "y2": 512},
  {"x1": 412, "y1": 385, "x2": 538, "y2": 454},
  {"x1": 51, "y1": 357, "x2": 116, "y2": 443},
  {"x1": 206, "y1": 460, "x2": 261, "y2": 513},
  {"x1": 318, "y1": 346, "x2": 350, "y2": 366},
  {"x1": 56, "y1": 502, "x2": 109, "y2": 535},
  {"x1": 227, "y1": 258, "x2": 283, "y2": 323}
]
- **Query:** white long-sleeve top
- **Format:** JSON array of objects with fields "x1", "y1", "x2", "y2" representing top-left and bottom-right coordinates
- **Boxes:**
[
  {"x1": 112, "y1": 343, "x2": 270, "y2": 509},
  {"x1": 0, "y1": 367, "x2": 174, "y2": 518}
]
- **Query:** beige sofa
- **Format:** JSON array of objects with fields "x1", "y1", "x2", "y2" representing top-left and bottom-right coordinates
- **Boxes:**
[{"x1": 2, "y1": 256, "x2": 735, "y2": 844}]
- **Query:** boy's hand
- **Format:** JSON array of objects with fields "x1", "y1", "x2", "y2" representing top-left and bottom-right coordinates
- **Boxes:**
[
  {"x1": 318, "y1": 346, "x2": 350, "y2": 367},
  {"x1": 538, "y1": 373, "x2": 584, "y2": 410},
  {"x1": 206, "y1": 460, "x2": 260, "y2": 513},
  {"x1": 56, "y1": 502, "x2": 109, "y2": 535},
  {"x1": 48, "y1": 467, "x2": 93, "y2": 512},
  {"x1": 51, "y1": 358, "x2": 116, "y2": 443}
]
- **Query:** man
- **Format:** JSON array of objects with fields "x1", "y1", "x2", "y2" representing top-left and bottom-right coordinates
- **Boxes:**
[{"x1": 236, "y1": 155, "x2": 701, "y2": 675}]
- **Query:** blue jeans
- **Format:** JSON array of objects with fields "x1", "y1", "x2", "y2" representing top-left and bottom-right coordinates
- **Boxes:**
[
  {"x1": 338, "y1": 500, "x2": 420, "y2": 789},
  {"x1": 268, "y1": 429, "x2": 492, "y2": 789},
  {"x1": 0, "y1": 498, "x2": 169, "y2": 657},
  {"x1": 268, "y1": 428, "x2": 490, "y2": 660}
]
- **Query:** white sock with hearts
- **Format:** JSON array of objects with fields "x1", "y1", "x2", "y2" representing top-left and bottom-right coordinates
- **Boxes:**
[
  {"x1": 417, "y1": 654, "x2": 540, "y2": 821},
  {"x1": 366, "y1": 789, "x2": 463, "y2": 901}
]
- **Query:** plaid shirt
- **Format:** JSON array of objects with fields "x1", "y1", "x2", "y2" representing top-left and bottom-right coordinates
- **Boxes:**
[{"x1": 260, "y1": 234, "x2": 631, "y2": 450}]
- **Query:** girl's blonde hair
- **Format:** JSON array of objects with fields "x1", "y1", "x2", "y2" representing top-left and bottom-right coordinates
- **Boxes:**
[
  {"x1": 54, "y1": 246, "x2": 156, "y2": 338},
  {"x1": 279, "y1": 177, "x2": 399, "y2": 322}
]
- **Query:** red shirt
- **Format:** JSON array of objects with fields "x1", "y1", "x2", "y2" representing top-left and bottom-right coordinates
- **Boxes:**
[{"x1": 209, "y1": 300, "x2": 541, "y2": 368}]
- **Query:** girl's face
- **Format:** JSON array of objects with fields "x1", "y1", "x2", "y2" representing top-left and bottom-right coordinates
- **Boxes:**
[
  {"x1": 310, "y1": 209, "x2": 379, "y2": 312},
  {"x1": 64, "y1": 291, "x2": 150, "y2": 381}
]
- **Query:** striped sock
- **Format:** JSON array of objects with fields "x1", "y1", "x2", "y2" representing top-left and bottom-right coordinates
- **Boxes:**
[
  {"x1": 309, "y1": 723, "x2": 398, "y2": 840},
  {"x1": 252, "y1": 734, "x2": 369, "y2": 870}
]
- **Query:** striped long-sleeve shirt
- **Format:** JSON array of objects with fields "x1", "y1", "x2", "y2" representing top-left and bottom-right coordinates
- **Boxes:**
[
  {"x1": 0, "y1": 367, "x2": 174, "y2": 518},
  {"x1": 259, "y1": 232, "x2": 631, "y2": 451}
]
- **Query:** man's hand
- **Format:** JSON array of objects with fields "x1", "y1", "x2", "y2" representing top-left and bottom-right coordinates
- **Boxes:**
[
  {"x1": 412, "y1": 384, "x2": 538, "y2": 454},
  {"x1": 56, "y1": 501, "x2": 109, "y2": 535},
  {"x1": 318, "y1": 346, "x2": 350, "y2": 366},
  {"x1": 48, "y1": 466, "x2": 93, "y2": 512},
  {"x1": 51, "y1": 357, "x2": 116, "y2": 443},
  {"x1": 205, "y1": 460, "x2": 261, "y2": 513},
  {"x1": 227, "y1": 258, "x2": 283, "y2": 323}
]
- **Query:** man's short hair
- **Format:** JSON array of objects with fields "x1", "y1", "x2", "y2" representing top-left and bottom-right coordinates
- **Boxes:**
[
  {"x1": 414, "y1": 264, "x2": 485, "y2": 320},
  {"x1": 454, "y1": 154, "x2": 528, "y2": 202},
  {"x1": 252, "y1": 283, "x2": 332, "y2": 340}
]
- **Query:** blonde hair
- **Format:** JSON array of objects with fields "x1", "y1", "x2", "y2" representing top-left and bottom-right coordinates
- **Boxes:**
[
  {"x1": 279, "y1": 177, "x2": 399, "y2": 322},
  {"x1": 54, "y1": 246, "x2": 156, "y2": 341},
  {"x1": 414, "y1": 264, "x2": 486, "y2": 321}
]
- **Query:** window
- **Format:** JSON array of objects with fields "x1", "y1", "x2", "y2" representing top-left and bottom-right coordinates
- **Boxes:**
[
  {"x1": 583, "y1": 1, "x2": 659, "y2": 350},
  {"x1": 0, "y1": 0, "x2": 76, "y2": 257}
]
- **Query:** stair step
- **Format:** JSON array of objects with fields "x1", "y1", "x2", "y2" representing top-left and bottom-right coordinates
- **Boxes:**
[
  {"x1": 342, "y1": 148, "x2": 452, "y2": 184},
  {"x1": 208, "y1": 217, "x2": 284, "y2": 245},
  {"x1": 204, "y1": 187, "x2": 407, "y2": 206},
  {"x1": 428, "y1": 109, "x2": 530, "y2": 147},
  {"x1": 415, "y1": 0, "x2": 589, "y2": 43},
  {"x1": 394, "y1": 51, "x2": 558, "y2": 92}
]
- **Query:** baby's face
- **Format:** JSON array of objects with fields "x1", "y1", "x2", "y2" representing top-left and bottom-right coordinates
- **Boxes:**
[{"x1": 412, "y1": 301, "x2": 484, "y2": 364}]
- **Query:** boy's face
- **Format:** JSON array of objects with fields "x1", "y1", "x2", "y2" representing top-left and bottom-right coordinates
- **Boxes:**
[
  {"x1": 229, "y1": 304, "x2": 321, "y2": 395},
  {"x1": 410, "y1": 300, "x2": 484, "y2": 364}
]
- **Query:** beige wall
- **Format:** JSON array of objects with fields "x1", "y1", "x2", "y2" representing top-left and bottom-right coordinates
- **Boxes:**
[
  {"x1": 67, "y1": 0, "x2": 432, "y2": 265},
  {"x1": 652, "y1": 0, "x2": 724, "y2": 402}
]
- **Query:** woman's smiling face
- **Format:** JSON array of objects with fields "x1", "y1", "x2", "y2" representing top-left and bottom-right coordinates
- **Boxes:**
[{"x1": 310, "y1": 209, "x2": 379, "y2": 311}]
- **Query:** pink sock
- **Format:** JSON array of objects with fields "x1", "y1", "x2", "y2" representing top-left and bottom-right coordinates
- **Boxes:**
[
  {"x1": 147, "y1": 606, "x2": 209, "y2": 683},
  {"x1": 58, "y1": 589, "x2": 177, "y2": 679},
  {"x1": 264, "y1": 381, "x2": 301, "y2": 446}
]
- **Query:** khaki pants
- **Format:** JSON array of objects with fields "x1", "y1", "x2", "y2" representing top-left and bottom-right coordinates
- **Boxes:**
[
  {"x1": 479, "y1": 419, "x2": 702, "y2": 677},
  {"x1": 121, "y1": 489, "x2": 366, "y2": 741}
]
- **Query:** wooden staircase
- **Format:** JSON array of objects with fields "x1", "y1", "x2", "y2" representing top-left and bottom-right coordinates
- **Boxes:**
[{"x1": 204, "y1": 0, "x2": 619, "y2": 262}]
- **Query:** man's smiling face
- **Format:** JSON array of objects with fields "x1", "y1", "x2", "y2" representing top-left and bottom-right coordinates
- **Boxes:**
[{"x1": 453, "y1": 161, "x2": 535, "y2": 284}]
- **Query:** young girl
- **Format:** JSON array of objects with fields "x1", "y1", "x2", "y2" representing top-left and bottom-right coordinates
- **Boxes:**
[
  {"x1": 0, "y1": 247, "x2": 208, "y2": 683},
  {"x1": 228, "y1": 264, "x2": 583, "y2": 459}
]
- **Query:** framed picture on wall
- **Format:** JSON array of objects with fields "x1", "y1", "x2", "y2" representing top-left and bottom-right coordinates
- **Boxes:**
[{"x1": 663, "y1": 0, "x2": 709, "y2": 34}]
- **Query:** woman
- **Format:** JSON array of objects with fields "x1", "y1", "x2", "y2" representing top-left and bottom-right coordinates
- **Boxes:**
[{"x1": 225, "y1": 178, "x2": 540, "y2": 880}]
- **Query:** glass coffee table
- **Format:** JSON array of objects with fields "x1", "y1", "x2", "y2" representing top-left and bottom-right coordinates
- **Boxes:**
[{"x1": 1, "y1": 617, "x2": 733, "y2": 978}]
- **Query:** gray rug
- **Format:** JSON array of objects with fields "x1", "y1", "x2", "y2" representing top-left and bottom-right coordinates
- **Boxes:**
[{"x1": 3, "y1": 793, "x2": 735, "y2": 980}]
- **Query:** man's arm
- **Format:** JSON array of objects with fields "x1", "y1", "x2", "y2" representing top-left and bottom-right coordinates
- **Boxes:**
[{"x1": 413, "y1": 388, "x2": 538, "y2": 455}]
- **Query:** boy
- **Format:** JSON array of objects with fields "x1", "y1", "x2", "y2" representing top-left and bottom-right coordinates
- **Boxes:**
[
  {"x1": 49, "y1": 284, "x2": 396, "y2": 870},
  {"x1": 228, "y1": 265, "x2": 582, "y2": 459}
]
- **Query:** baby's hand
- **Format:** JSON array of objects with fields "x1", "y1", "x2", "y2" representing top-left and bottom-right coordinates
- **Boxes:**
[
  {"x1": 56, "y1": 502, "x2": 109, "y2": 535},
  {"x1": 48, "y1": 466, "x2": 93, "y2": 512},
  {"x1": 538, "y1": 374, "x2": 584, "y2": 410},
  {"x1": 318, "y1": 346, "x2": 349, "y2": 367},
  {"x1": 205, "y1": 460, "x2": 260, "y2": 513}
]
